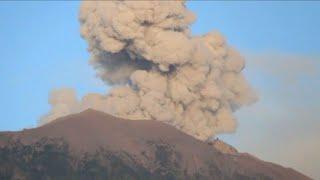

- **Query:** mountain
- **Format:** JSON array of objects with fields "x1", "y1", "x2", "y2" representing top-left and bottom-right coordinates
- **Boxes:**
[{"x1": 0, "y1": 109, "x2": 311, "y2": 180}]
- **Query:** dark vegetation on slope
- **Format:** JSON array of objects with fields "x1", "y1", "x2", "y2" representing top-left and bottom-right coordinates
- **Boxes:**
[
  {"x1": 0, "y1": 137, "x2": 232, "y2": 180},
  {"x1": 0, "y1": 110, "x2": 312, "y2": 180}
]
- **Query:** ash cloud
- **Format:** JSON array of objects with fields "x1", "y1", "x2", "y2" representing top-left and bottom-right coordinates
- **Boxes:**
[{"x1": 40, "y1": 1, "x2": 256, "y2": 141}]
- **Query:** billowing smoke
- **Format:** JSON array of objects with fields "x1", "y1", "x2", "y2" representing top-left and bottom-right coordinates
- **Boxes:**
[{"x1": 40, "y1": 1, "x2": 256, "y2": 141}]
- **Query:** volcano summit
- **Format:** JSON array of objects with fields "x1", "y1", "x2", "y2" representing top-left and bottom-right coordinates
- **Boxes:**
[{"x1": 0, "y1": 110, "x2": 311, "y2": 179}]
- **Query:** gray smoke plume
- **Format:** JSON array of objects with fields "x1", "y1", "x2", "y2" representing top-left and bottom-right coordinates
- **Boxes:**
[{"x1": 40, "y1": 1, "x2": 257, "y2": 141}]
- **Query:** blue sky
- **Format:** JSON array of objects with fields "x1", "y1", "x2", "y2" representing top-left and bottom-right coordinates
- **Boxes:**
[
  {"x1": 189, "y1": 1, "x2": 320, "y2": 54},
  {"x1": 1, "y1": 1, "x2": 319, "y2": 179},
  {"x1": 0, "y1": 2, "x2": 105, "y2": 130}
]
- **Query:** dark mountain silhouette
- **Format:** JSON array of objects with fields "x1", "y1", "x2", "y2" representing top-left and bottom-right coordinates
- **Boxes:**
[{"x1": 0, "y1": 109, "x2": 312, "y2": 180}]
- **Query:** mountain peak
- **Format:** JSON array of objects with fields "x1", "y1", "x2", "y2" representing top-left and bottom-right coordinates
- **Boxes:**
[{"x1": 0, "y1": 110, "x2": 311, "y2": 180}]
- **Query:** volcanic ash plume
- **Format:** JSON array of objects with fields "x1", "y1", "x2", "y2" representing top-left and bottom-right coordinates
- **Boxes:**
[{"x1": 40, "y1": 1, "x2": 257, "y2": 141}]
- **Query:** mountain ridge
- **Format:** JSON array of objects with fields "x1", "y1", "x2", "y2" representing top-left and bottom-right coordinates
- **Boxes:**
[{"x1": 0, "y1": 109, "x2": 312, "y2": 180}]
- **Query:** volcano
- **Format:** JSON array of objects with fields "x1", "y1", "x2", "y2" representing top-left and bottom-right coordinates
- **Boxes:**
[{"x1": 0, "y1": 109, "x2": 311, "y2": 180}]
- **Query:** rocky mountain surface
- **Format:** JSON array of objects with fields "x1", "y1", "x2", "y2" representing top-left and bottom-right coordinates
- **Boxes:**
[{"x1": 0, "y1": 109, "x2": 312, "y2": 180}]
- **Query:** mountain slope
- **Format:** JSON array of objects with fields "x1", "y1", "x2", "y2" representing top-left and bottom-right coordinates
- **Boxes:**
[{"x1": 0, "y1": 109, "x2": 311, "y2": 180}]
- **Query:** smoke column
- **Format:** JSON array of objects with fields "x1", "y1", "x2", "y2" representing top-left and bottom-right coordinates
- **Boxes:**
[{"x1": 40, "y1": 1, "x2": 256, "y2": 141}]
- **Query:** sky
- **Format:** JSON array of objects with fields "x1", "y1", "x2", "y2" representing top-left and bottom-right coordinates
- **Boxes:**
[{"x1": 0, "y1": 1, "x2": 319, "y2": 179}]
